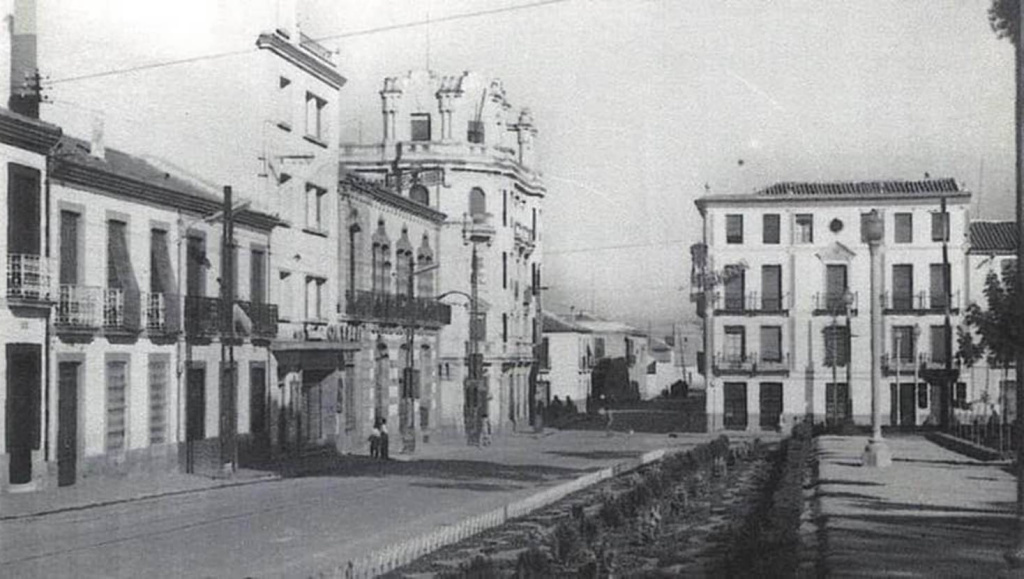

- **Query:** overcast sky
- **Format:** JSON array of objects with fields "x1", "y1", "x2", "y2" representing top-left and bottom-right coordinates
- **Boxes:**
[{"x1": 40, "y1": 0, "x2": 1015, "y2": 338}]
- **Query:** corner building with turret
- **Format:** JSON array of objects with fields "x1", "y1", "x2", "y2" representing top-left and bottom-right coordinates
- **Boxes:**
[{"x1": 340, "y1": 71, "x2": 545, "y2": 440}]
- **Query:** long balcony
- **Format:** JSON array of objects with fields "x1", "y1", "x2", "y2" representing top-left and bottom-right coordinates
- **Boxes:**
[
  {"x1": 713, "y1": 352, "x2": 791, "y2": 376},
  {"x1": 56, "y1": 285, "x2": 102, "y2": 331},
  {"x1": 237, "y1": 300, "x2": 279, "y2": 339},
  {"x1": 345, "y1": 290, "x2": 452, "y2": 329},
  {"x1": 514, "y1": 223, "x2": 535, "y2": 255},
  {"x1": 883, "y1": 291, "x2": 961, "y2": 315},
  {"x1": 185, "y1": 296, "x2": 279, "y2": 340},
  {"x1": 7, "y1": 253, "x2": 52, "y2": 305},
  {"x1": 812, "y1": 292, "x2": 860, "y2": 316},
  {"x1": 341, "y1": 141, "x2": 519, "y2": 166},
  {"x1": 881, "y1": 353, "x2": 919, "y2": 375},
  {"x1": 714, "y1": 292, "x2": 790, "y2": 316}
]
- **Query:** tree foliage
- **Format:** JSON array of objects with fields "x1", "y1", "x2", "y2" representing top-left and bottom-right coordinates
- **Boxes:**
[
  {"x1": 960, "y1": 264, "x2": 1022, "y2": 370},
  {"x1": 990, "y1": 0, "x2": 1019, "y2": 44}
]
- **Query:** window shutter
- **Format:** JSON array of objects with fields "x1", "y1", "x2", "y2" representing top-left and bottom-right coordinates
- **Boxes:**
[
  {"x1": 151, "y1": 230, "x2": 180, "y2": 331},
  {"x1": 762, "y1": 214, "x2": 780, "y2": 244},
  {"x1": 108, "y1": 221, "x2": 141, "y2": 330},
  {"x1": 760, "y1": 326, "x2": 781, "y2": 362},
  {"x1": 761, "y1": 265, "x2": 781, "y2": 310},
  {"x1": 60, "y1": 211, "x2": 79, "y2": 285},
  {"x1": 892, "y1": 265, "x2": 913, "y2": 308}
]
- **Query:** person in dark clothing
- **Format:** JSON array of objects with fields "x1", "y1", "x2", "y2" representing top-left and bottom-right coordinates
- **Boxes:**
[{"x1": 379, "y1": 417, "x2": 390, "y2": 460}]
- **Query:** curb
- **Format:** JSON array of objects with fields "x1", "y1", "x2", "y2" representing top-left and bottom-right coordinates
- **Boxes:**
[{"x1": 0, "y1": 473, "x2": 282, "y2": 522}]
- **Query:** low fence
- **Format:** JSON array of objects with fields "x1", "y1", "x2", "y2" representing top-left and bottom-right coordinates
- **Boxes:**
[{"x1": 336, "y1": 448, "x2": 671, "y2": 579}]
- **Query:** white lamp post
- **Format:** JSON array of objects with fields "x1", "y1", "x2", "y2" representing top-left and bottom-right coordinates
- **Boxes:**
[{"x1": 862, "y1": 209, "x2": 892, "y2": 467}]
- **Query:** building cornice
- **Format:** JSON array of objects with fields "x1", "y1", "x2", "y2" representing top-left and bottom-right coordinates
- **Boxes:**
[
  {"x1": 340, "y1": 174, "x2": 447, "y2": 223},
  {"x1": 50, "y1": 160, "x2": 283, "y2": 231},
  {"x1": 0, "y1": 110, "x2": 62, "y2": 154},
  {"x1": 256, "y1": 32, "x2": 347, "y2": 89},
  {"x1": 695, "y1": 191, "x2": 971, "y2": 211}
]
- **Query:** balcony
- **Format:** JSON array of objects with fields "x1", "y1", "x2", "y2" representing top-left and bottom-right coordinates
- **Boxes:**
[
  {"x1": 6, "y1": 254, "x2": 52, "y2": 306},
  {"x1": 185, "y1": 296, "x2": 221, "y2": 339},
  {"x1": 55, "y1": 285, "x2": 102, "y2": 333},
  {"x1": 237, "y1": 301, "x2": 279, "y2": 339},
  {"x1": 812, "y1": 292, "x2": 860, "y2": 316},
  {"x1": 102, "y1": 287, "x2": 141, "y2": 335},
  {"x1": 464, "y1": 212, "x2": 495, "y2": 244},
  {"x1": 881, "y1": 353, "x2": 919, "y2": 375},
  {"x1": 345, "y1": 290, "x2": 452, "y2": 329},
  {"x1": 713, "y1": 352, "x2": 791, "y2": 376},
  {"x1": 713, "y1": 292, "x2": 789, "y2": 316},
  {"x1": 341, "y1": 141, "x2": 518, "y2": 166},
  {"x1": 514, "y1": 223, "x2": 535, "y2": 255},
  {"x1": 883, "y1": 291, "x2": 961, "y2": 315}
]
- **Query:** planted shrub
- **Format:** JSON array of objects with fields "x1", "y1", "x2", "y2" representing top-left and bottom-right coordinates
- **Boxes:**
[
  {"x1": 514, "y1": 545, "x2": 551, "y2": 578},
  {"x1": 580, "y1": 515, "x2": 601, "y2": 544},
  {"x1": 552, "y1": 521, "x2": 582, "y2": 564},
  {"x1": 600, "y1": 500, "x2": 624, "y2": 527}
]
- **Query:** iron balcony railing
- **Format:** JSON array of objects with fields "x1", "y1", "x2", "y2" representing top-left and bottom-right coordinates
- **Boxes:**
[
  {"x1": 185, "y1": 295, "x2": 221, "y2": 337},
  {"x1": 812, "y1": 292, "x2": 860, "y2": 315},
  {"x1": 715, "y1": 291, "x2": 789, "y2": 314},
  {"x1": 345, "y1": 290, "x2": 452, "y2": 328},
  {"x1": 7, "y1": 253, "x2": 52, "y2": 302},
  {"x1": 185, "y1": 296, "x2": 279, "y2": 339},
  {"x1": 883, "y1": 291, "x2": 961, "y2": 313},
  {"x1": 103, "y1": 287, "x2": 141, "y2": 332},
  {"x1": 145, "y1": 292, "x2": 166, "y2": 331},
  {"x1": 237, "y1": 300, "x2": 279, "y2": 338},
  {"x1": 56, "y1": 285, "x2": 102, "y2": 328},
  {"x1": 464, "y1": 212, "x2": 496, "y2": 243},
  {"x1": 881, "y1": 353, "x2": 919, "y2": 374},
  {"x1": 714, "y1": 352, "x2": 791, "y2": 375}
]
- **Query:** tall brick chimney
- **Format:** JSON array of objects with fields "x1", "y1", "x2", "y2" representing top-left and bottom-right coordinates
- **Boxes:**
[{"x1": 9, "y1": 0, "x2": 36, "y2": 118}]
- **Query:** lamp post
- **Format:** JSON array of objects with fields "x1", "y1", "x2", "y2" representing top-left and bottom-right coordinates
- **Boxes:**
[{"x1": 861, "y1": 209, "x2": 892, "y2": 467}]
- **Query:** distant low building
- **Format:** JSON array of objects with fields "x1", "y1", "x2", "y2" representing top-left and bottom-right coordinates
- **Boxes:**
[{"x1": 538, "y1": 312, "x2": 593, "y2": 408}]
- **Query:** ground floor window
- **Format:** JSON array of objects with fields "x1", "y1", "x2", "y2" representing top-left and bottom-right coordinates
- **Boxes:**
[
  {"x1": 759, "y1": 382, "x2": 783, "y2": 429},
  {"x1": 723, "y1": 382, "x2": 747, "y2": 430},
  {"x1": 106, "y1": 360, "x2": 128, "y2": 452},
  {"x1": 826, "y1": 382, "x2": 850, "y2": 427},
  {"x1": 148, "y1": 357, "x2": 168, "y2": 445}
]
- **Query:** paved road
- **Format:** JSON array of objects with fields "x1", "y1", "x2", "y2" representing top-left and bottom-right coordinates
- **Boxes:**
[{"x1": 1, "y1": 431, "x2": 718, "y2": 578}]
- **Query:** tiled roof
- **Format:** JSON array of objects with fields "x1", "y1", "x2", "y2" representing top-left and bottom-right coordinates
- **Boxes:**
[
  {"x1": 757, "y1": 179, "x2": 960, "y2": 197},
  {"x1": 970, "y1": 221, "x2": 1017, "y2": 253}
]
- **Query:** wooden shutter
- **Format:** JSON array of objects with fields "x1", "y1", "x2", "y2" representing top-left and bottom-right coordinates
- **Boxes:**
[
  {"x1": 761, "y1": 265, "x2": 781, "y2": 310},
  {"x1": 59, "y1": 211, "x2": 79, "y2": 285},
  {"x1": 8, "y1": 164, "x2": 40, "y2": 255}
]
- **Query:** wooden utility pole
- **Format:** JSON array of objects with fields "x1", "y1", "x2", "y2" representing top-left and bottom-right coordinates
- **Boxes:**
[
  {"x1": 220, "y1": 185, "x2": 237, "y2": 473},
  {"x1": 1009, "y1": 1, "x2": 1024, "y2": 566}
]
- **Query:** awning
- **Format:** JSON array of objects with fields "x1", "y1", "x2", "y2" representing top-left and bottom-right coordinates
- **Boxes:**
[{"x1": 271, "y1": 340, "x2": 359, "y2": 371}]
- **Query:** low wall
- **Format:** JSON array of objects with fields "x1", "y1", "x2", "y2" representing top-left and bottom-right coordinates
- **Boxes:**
[{"x1": 924, "y1": 431, "x2": 1007, "y2": 462}]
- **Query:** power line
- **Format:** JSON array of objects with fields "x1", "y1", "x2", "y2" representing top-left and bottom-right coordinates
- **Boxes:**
[
  {"x1": 546, "y1": 238, "x2": 688, "y2": 256},
  {"x1": 45, "y1": 0, "x2": 573, "y2": 86}
]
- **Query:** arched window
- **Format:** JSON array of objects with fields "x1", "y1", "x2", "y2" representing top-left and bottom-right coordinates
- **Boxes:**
[
  {"x1": 409, "y1": 185, "x2": 429, "y2": 206},
  {"x1": 348, "y1": 209, "x2": 362, "y2": 293},
  {"x1": 469, "y1": 187, "x2": 486, "y2": 217},
  {"x1": 371, "y1": 219, "x2": 390, "y2": 294},
  {"x1": 395, "y1": 228, "x2": 414, "y2": 298},
  {"x1": 417, "y1": 233, "x2": 434, "y2": 298}
]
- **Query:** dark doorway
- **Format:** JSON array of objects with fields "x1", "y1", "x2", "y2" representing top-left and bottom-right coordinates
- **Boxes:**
[
  {"x1": 890, "y1": 383, "x2": 916, "y2": 428},
  {"x1": 57, "y1": 362, "x2": 79, "y2": 486},
  {"x1": 249, "y1": 365, "x2": 268, "y2": 459},
  {"x1": 759, "y1": 382, "x2": 783, "y2": 430},
  {"x1": 825, "y1": 382, "x2": 850, "y2": 427},
  {"x1": 185, "y1": 367, "x2": 206, "y2": 473},
  {"x1": 723, "y1": 382, "x2": 748, "y2": 430},
  {"x1": 6, "y1": 344, "x2": 40, "y2": 485}
]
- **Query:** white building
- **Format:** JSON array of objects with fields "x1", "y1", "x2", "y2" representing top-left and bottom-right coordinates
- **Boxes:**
[
  {"x1": 339, "y1": 71, "x2": 545, "y2": 438},
  {"x1": 695, "y1": 179, "x2": 970, "y2": 432},
  {"x1": 643, "y1": 338, "x2": 686, "y2": 400},
  {"x1": 538, "y1": 312, "x2": 594, "y2": 407}
]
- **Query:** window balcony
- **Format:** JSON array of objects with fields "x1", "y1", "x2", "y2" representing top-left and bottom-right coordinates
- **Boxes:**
[
  {"x1": 184, "y1": 295, "x2": 221, "y2": 339},
  {"x1": 883, "y1": 291, "x2": 960, "y2": 315},
  {"x1": 6, "y1": 253, "x2": 52, "y2": 306},
  {"x1": 881, "y1": 353, "x2": 919, "y2": 375},
  {"x1": 185, "y1": 296, "x2": 279, "y2": 340},
  {"x1": 103, "y1": 288, "x2": 142, "y2": 335},
  {"x1": 56, "y1": 285, "x2": 102, "y2": 331},
  {"x1": 713, "y1": 352, "x2": 790, "y2": 376},
  {"x1": 464, "y1": 212, "x2": 495, "y2": 244},
  {"x1": 713, "y1": 292, "x2": 789, "y2": 316},
  {"x1": 812, "y1": 292, "x2": 860, "y2": 316},
  {"x1": 514, "y1": 223, "x2": 535, "y2": 254},
  {"x1": 237, "y1": 300, "x2": 279, "y2": 339},
  {"x1": 345, "y1": 290, "x2": 452, "y2": 329}
]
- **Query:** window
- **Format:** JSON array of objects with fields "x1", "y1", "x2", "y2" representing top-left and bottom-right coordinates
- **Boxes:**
[
  {"x1": 760, "y1": 326, "x2": 782, "y2": 363},
  {"x1": 502, "y1": 190, "x2": 507, "y2": 226},
  {"x1": 931, "y1": 212, "x2": 949, "y2": 242},
  {"x1": 724, "y1": 326, "x2": 746, "y2": 362},
  {"x1": 894, "y1": 213, "x2": 912, "y2": 243},
  {"x1": 726, "y1": 214, "x2": 743, "y2": 244},
  {"x1": 502, "y1": 312, "x2": 508, "y2": 343},
  {"x1": 917, "y1": 383, "x2": 928, "y2": 409},
  {"x1": 594, "y1": 337, "x2": 606, "y2": 359},
  {"x1": 107, "y1": 219, "x2": 141, "y2": 330},
  {"x1": 469, "y1": 187, "x2": 486, "y2": 216},
  {"x1": 723, "y1": 382, "x2": 748, "y2": 429},
  {"x1": 305, "y1": 92, "x2": 327, "y2": 141},
  {"x1": 502, "y1": 251, "x2": 508, "y2": 289},
  {"x1": 761, "y1": 265, "x2": 782, "y2": 311},
  {"x1": 892, "y1": 264, "x2": 914, "y2": 310},
  {"x1": 467, "y1": 120, "x2": 484, "y2": 144},
  {"x1": 186, "y1": 235, "x2": 206, "y2": 297},
  {"x1": 409, "y1": 185, "x2": 429, "y2": 206},
  {"x1": 277, "y1": 77, "x2": 293, "y2": 129},
  {"x1": 723, "y1": 265, "x2": 745, "y2": 311},
  {"x1": 59, "y1": 210, "x2": 81, "y2": 285},
  {"x1": 306, "y1": 184, "x2": 327, "y2": 231},
  {"x1": 8, "y1": 164, "x2": 41, "y2": 257},
  {"x1": 305, "y1": 276, "x2": 326, "y2": 321},
  {"x1": 929, "y1": 264, "x2": 949, "y2": 310},
  {"x1": 411, "y1": 113, "x2": 431, "y2": 141},
  {"x1": 762, "y1": 214, "x2": 780, "y2": 244},
  {"x1": 823, "y1": 325, "x2": 850, "y2": 367},
  {"x1": 149, "y1": 357, "x2": 168, "y2": 445},
  {"x1": 250, "y1": 248, "x2": 266, "y2": 304},
  {"x1": 278, "y1": 270, "x2": 292, "y2": 320},
  {"x1": 149, "y1": 230, "x2": 176, "y2": 328},
  {"x1": 795, "y1": 214, "x2": 813, "y2": 244},
  {"x1": 825, "y1": 264, "x2": 848, "y2": 311},
  {"x1": 106, "y1": 360, "x2": 128, "y2": 452},
  {"x1": 892, "y1": 326, "x2": 916, "y2": 363},
  {"x1": 930, "y1": 325, "x2": 949, "y2": 365}
]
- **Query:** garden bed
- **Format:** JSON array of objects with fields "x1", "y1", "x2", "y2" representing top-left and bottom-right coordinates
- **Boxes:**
[{"x1": 384, "y1": 430, "x2": 813, "y2": 578}]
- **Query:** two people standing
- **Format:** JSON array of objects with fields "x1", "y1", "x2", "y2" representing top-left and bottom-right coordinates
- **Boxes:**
[{"x1": 368, "y1": 417, "x2": 390, "y2": 460}]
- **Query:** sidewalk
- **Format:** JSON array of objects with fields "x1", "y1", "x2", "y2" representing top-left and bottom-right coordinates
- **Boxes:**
[{"x1": 815, "y1": 434, "x2": 1017, "y2": 578}]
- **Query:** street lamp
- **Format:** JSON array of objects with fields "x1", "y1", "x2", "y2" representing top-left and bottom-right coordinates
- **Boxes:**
[{"x1": 861, "y1": 209, "x2": 892, "y2": 468}]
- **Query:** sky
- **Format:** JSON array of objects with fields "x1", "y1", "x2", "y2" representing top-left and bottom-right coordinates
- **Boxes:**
[{"x1": 38, "y1": 0, "x2": 1016, "y2": 339}]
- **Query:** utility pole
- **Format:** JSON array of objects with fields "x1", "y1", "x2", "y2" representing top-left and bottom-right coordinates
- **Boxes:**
[
  {"x1": 1008, "y1": 2, "x2": 1024, "y2": 567},
  {"x1": 220, "y1": 185, "x2": 237, "y2": 474},
  {"x1": 466, "y1": 242, "x2": 483, "y2": 445},
  {"x1": 941, "y1": 194, "x2": 954, "y2": 430}
]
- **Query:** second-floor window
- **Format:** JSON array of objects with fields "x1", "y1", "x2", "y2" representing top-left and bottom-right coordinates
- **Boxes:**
[
  {"x1": 930, "y1": 325, "x2": 949, "y2": 364},
  {"x1": 823, "y1": 325, "x2": 850, "y2": 367},
  {"x1": 892, "y1": 264, "x2": 913, "y2": 309},
  {"x1": 825, "y1": 264, "x2": 847, "y2": 310},
  {"x1": 306, "y1": 184, "x2": 327, "y2": 232},
  {"x1": 467, "y1": 120, "x2": 484, "y2": 144},
  {"x1": 723, "y1": 265, "x2": 745, "y2": 311},
  {"x1": 469, "y1": 187, "x2": 487, "y2": 217},
  {"x1": 795, "y1": 214, "x2": 814, "y2": 244},
  {"x1": 305, "y1": 276, "x2": 326, "y2": 321},
  {"x1": 761, "y1": 265, "x2": 782, "y2": 311},
  {"x1": 760, "y1": 326, "x2": 782, "y2": 363},
  {"x1": 726, "y1": 214, "x2": 743, "y2": 244},
  {"x1": 60, "y1": 210, "x2": 81, "y2": 285},
  {"x1": 892, "y1": 325, "x2": 916, "y2": 363},
  {"x1": 107, "y1": 219, "x2": 141, "y2": 330},
  {"x1": 894, "y1": 213, "x2": 912, "y2": 243},
  {"x1": 305, "y1": 92, "x2": 327, "y2": 141},
  {"x1": 763, "y1": 213, "x2": 780, "y2": 244},
  {"x1": 929, "y1": 264, "x2": 949, "y2": 309},
  {"x1": 931, "y1": 212, "x2": 949, "y2": 242},
  {"x1": 724, "y1": 326, "x2": 746, "y2": 361},
  {"x1": 250, "y1": 248, "x2": 266, "y2": 304},
  {"x1": 411, "y1": 113, "x2": 431, "y2": 141}
]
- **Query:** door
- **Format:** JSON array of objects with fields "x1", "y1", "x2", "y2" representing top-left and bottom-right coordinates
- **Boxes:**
[
  {"x1": 899, "y1": 383, "x2": 916, "y2": 428},
  {"x1": 6, "y1": 345, "x2": 41, "y2": 485},
  {"x1": 185, "y1": 367, "x2": 205, "y2": 473},
  {"x1": 759, "y1": 382, "x2": 783, "y2": 430},
  {"x1": 58, "y1": 362, "x2": 79, "y2": 486},
  {"x1": 249, "y1": 366, "x2": 268, "y2": 459},
  {"x1": 826, "y1": 382, "x2": 850, "y2": 427},
  {"x1": 723, "y1": 382, "x2": 748, "y2": 430}
]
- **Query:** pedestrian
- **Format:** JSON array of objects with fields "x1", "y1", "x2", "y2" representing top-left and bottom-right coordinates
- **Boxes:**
[
  {"x1": 480, "y1": 414, "x2": 492, "y2": 447},
  {"x1": 379, "y1": 417, "x2": 390, "y2": 460},
  {"x1": 368, "y1": 418, "x2": 381, "y2": 458}
]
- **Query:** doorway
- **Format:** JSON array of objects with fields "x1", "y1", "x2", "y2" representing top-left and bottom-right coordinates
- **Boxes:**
[
  {"x1": 723, "y1": 382, "x2": 748, "y2": 430},
  {"x1": 57, "y1": 362, "x2": 80, "y2": 486},
  {"x1": 6, "y1": 344, "x2": 41, "y2": 485},
  {"x1": 825, "y1": 382, "x2": 850, "y2": 427},
  {"x1": 185, "y1": 366, "x2": 206, "y2": 473},
  {"x1": 890, "y1": 383, "x2": 916, "y2": 428},
  {"x1": 759, "y1": 382, "x2": 783, "y2": 430}
]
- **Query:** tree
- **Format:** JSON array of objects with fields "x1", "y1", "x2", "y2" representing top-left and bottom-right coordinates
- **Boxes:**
[
  {"x1": 990, "y1": 0, "x2": 1019, "y2": 44},
  {"x1": 961, "y1": 265, "x2": 1022, "y2": 376}
]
